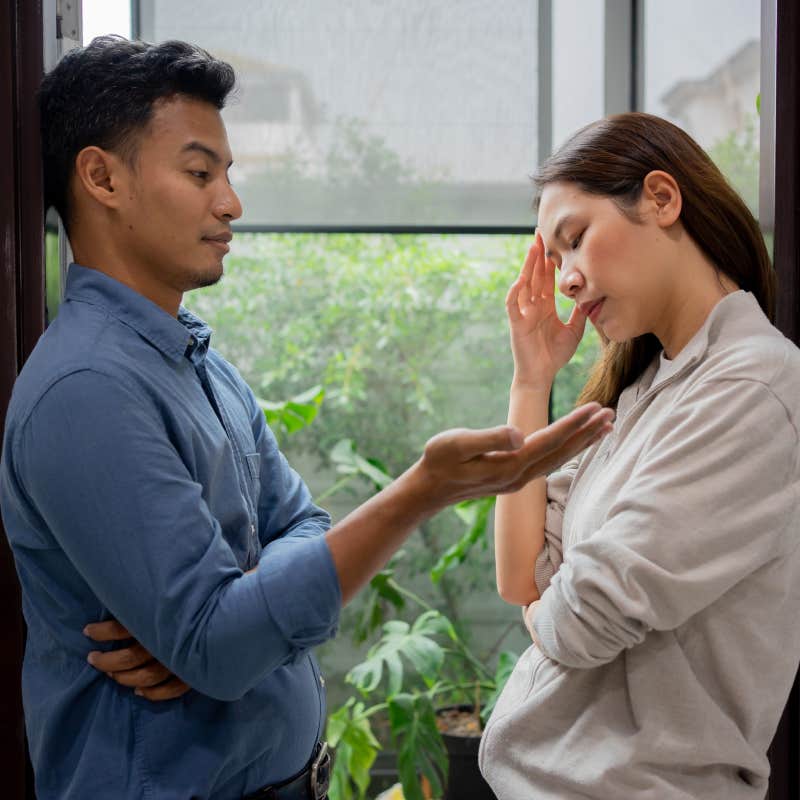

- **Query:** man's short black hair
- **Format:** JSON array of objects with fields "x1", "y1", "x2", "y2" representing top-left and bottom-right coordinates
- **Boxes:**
[{"x1": 39, "y1": 35, "x2": 236, "y2": 230}]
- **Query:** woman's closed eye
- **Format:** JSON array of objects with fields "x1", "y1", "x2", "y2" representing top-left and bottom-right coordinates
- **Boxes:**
[{"x1": 570, "y1": 231, "x2": 585, "y2": 249}]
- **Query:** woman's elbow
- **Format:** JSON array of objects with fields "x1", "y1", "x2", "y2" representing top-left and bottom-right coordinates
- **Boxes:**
[{"x1": 496, "y1": 577, "x2": 540, "y2": 606}]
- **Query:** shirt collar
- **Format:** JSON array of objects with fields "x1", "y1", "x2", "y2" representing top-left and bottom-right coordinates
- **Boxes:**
[
  {"x1": 659, "y1": 289, "x2": 756, "y2": 375},
  {"x1": 627, "y1": 290, "x2": 761, "y2": 407},
  {"x1": 64, "y1": 263, "x2": 213, "y2": 363}
]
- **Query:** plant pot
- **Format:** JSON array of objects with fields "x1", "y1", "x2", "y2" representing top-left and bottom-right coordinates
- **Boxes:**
[{"x1": 436, "y1": 705, "x2": 497, "y2": 800}]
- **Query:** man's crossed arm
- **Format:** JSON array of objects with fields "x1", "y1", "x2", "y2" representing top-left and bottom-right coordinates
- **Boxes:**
[{"x1": 85, "y1": 403, "x2": 613, "y2": 699}]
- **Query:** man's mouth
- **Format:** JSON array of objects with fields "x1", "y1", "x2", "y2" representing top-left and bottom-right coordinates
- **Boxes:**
[{"x1": 202, "y1": 233, "x2": 232, "y2": 254}]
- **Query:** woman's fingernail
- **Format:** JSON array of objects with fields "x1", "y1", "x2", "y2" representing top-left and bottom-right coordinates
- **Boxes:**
[{"x1": 87, "y1": 652, "x2": 96, "y2": 665}]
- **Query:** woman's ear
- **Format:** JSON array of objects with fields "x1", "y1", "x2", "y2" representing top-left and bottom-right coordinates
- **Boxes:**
[{"x1": 641, "y1": 170, "x2": 682, "y2": 228}]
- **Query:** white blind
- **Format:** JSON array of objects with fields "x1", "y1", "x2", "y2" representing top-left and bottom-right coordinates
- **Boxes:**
[{"x1": 140, "y1": 0, "x2": 541, "y2": 228}]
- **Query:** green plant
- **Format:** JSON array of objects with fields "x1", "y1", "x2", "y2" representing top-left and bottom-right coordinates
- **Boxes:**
[
  {"x1": 186, "y1": 232, "x2": 599, "y2": 797},
  {"x1": 317, "y1": 444, "x2": 517, "y2": 800},
  {"x1": 328, "y1": 556, "x2": 518, "y2": 800},
  {"x1": 254, "y1": 386, "x2": 515, "y2": 800}
]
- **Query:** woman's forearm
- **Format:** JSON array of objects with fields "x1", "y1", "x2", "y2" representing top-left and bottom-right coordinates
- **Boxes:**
[{"x1": 494, "y1": 381, "x2": 553, "y2": 605}]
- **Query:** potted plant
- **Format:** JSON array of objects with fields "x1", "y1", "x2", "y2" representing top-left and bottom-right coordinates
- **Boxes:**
[
  {"x1": 259, "y1": 411, "x2": 519, "y2": 800},
  {"x1": 323, "y1": 480, "x2": 518, "y2": 800}
]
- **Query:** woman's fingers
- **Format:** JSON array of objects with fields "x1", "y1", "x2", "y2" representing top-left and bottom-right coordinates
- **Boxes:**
[
  {"x1": 542, "y1": 253, "x2": 556, "y2": 298},
  {"x1": 517, "y1": 245, "x2": 535, "y2": 311},
  {"x1": 566, "y1": 302, "x2": 588, "y2": 340},
  {"x1": 529, "y1": 235, "x2": 547, "y2": 299},
  {"x1": 505, "y1": 272, "x2": 526, "y2": 322}
]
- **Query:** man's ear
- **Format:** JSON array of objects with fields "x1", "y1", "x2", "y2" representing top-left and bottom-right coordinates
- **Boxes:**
[
  {"x1": 641, "y1": 170, "x2": 681, "y2": 228},
  {"x1": 73, "y1": 146, "x2": 130, "y2": 212}
]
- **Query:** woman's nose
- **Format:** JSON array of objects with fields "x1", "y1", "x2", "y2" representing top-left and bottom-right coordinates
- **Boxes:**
[{"x1": 558, "y1": 264, "x2": 584, "y2": 298}]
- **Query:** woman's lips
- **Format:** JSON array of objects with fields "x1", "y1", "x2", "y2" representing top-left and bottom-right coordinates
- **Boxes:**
[
  {"x1": 588, "y1": 299, "x2": 604, "y2": 323},
  {"x1": 580, "y1": 298, "x2": 605, "y2": 322}
]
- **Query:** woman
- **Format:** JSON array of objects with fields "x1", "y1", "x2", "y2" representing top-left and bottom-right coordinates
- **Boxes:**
[{"x1": 479, "y1": 112, "x2": 800, "y2": 799}]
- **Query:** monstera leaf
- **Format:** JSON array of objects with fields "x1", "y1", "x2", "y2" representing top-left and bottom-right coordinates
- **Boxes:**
[
  {"x1": 327, "y1": 698, "x2": 380, "y2": 800},
  {"x1": 388, "y1": 693, "x2": 448, "y2": 800},
  {"x1": 347, "y1": 610, "x2": 456, "y2": 696}
]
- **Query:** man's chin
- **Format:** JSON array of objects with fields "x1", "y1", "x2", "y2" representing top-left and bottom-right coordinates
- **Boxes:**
[{"x1": 187, "y1": 264, "x2": 224, "y2": 291}]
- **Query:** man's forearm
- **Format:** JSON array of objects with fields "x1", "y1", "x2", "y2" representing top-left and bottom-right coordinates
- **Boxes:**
[
  {"x1": 325, "y1": 407, "x2": 613, "y2": 605},
  {"x1": 325, "y1": 459, "x2": 441, "y2": 604}
]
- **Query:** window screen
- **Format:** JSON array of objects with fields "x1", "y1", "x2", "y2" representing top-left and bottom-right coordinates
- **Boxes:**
[{"x1": 139, "y1": 0, "x2": 542, "y2": 228}]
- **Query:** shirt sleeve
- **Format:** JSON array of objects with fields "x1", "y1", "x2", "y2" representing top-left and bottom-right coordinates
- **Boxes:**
[
  {"x1": 14, "y1": 369, "x2": 340, "y2": 701},
  {"x1": 534, "y1": 458, "x2": 582, "y2": 593},
  {"x1": 534, "y1": 378, "x2": 799, "y2": 669},
  {"x1": 242, "y1": 382, "x2": 332, "y2": 548}
]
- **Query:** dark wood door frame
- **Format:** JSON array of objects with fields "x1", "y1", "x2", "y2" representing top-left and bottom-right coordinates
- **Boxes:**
[
  {"x1": 765, "y1": 1, "x2": 800, "y2": 795},
  {"x1": 1, "y1": 1, "x2": 45, "y2": 798},
  {"x1": 0, "y1": 2, "x2": 798, "y2": 798}
]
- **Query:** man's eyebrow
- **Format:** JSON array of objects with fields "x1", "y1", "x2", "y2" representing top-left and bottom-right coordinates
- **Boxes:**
[{"x1": 180, "y1": 141, "x2": 234, "y2": 168}]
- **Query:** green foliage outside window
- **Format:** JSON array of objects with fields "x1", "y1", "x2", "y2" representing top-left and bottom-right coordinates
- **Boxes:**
[{"x1": 186, "y1": 232, "x2": 600, "y2": 797}]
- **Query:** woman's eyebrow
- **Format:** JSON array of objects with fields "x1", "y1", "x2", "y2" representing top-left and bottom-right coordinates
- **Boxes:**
[
  {"x1": 552, "y1": 213, "x2": 576, "y2": 244},
  {"x1": 542, "y1": 213, "x2": 576, "y2": 259}
]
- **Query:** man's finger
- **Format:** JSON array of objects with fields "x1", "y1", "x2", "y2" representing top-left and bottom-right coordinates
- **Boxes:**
[
  {"x1": 135, "y1": 677, "x2": 191, "y2": 702},
  {"x1": 109, "y1": 661, "x2": 172, "y2": 689},
  {"x1": 478, "y1": 405, "x2": 609, "y2": 473},
  {"x1": 426, "y1": 425, "x2": 524, "y2": 465},
  {"x1": 84, "y1": 619, "x2": 132, "y2": 641},
  {"x1": 516, "y1": 403, "x2": 602, "y2": 454},
  {"x1": 88, "y1": 643, "x2": 152, "y2": 672},
  {"x1": 512, "y1": 409, "x2": 613, "y2": 487}
]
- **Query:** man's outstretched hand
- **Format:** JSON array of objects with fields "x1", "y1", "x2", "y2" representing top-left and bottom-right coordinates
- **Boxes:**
[
  {"x1": 416, "y1": 401, "x2": 612, "y2": 509},
  {"x1": 328, "y1": 401, "x2": 613, "y2": 603},
  {"x1": 85, "y1": 620, "x2": 190, "y2": 701}
]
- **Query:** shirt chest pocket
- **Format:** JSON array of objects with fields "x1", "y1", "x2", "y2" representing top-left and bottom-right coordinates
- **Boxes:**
[{"x1": 244, "y1": 452, "x2": 261, "y2": 502}]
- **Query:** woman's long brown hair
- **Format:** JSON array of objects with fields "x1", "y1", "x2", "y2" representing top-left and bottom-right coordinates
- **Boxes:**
[{"x1": 534, "y1": 112, "x2": 775, "y2": 409}]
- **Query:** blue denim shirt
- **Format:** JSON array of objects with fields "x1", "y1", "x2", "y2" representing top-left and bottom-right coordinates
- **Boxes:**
[{"x1": 0, "y1": 264, "x2": 341, "y2": 799}]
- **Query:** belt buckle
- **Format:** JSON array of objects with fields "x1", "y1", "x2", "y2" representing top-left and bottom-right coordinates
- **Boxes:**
[{"x1": 308, "y1": 741, "x2": 331, "y2": 800}]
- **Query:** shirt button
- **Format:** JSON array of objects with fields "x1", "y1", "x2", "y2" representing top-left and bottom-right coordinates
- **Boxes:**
[
  {"x1": 250, "y1": 523, "x2": 256, "y2": 537},
  {"x1": 319, "y1": 675, "x2": 325, "y2": 687}
]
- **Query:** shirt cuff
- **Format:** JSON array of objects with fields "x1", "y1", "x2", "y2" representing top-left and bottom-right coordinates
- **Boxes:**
[{"x1": 256, "y1": 533, "x2": 342, "y2": 650}]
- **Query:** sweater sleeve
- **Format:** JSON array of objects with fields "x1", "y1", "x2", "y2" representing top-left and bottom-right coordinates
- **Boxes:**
[
  {"x1": 534, "y1": 458, "x2": 581, "y2": 593},
  {"x1": 534, "y1": 378, "x2": 798, "y2": 668}
]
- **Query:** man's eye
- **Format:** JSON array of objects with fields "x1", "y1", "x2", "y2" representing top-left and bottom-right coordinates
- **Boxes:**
[{"x1": 190, "y1": 171, "x2": 209, "y2": 181}]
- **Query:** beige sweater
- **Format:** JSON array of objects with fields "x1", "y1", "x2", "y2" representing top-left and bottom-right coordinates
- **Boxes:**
[{"x1": 480, "y1": 291, "x2": 800, "y2": 799}]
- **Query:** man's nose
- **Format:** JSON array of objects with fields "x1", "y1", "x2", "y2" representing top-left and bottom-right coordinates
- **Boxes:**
[{"x1": 216, "y1": 182, "x2": 243, "y2": 222}]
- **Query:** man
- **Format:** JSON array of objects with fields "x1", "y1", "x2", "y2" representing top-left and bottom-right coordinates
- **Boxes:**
[{"x1": 0, "y1": 37, "x2": 611, "y2": 799}]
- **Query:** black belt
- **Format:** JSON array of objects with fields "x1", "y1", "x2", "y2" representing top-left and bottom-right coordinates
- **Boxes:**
[{"x1": 243, "y1": 742, "x2": 332, "y2": 800}]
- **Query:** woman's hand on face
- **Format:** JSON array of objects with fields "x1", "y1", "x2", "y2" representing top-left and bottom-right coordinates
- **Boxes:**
[{"x1": 506, "y1": 233, "x2": 587, "y2": 388}]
